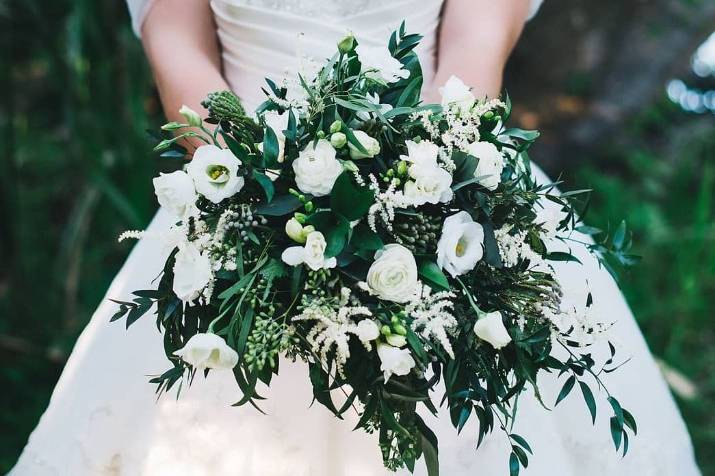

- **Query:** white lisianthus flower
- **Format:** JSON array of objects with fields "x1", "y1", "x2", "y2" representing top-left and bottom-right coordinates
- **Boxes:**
[
  {"x1": 401, "y1": 140, "x2": 440, "y2": 168},
  {"x1": 281, "y1": 231, "x2": 337, "y2": 271},
  {"x1": 439, "y1": 75, "x2": 475, "y2": 113},
  {"x1": 467, "y1": 141, "x2": 504, "y2": 191},
  {"x1": 377, "y1": 342, "x2": 416, "y2": 381},
  {"x1": 174, "y1": 333, "x2": 238, "y2": 370},
  {"x1": 473, "y1": 311, "x2": 512, "y2": 349},
  {"x1": 404, "y1": 165, "x2": 454, "y2": 206},
  {"x1": 355, "y1": 319, "x2": 380, "y2": 343},
  {"x1": 186, "y1": 145, "x2": 244, "y2": 203},
  {"x1": 292, "y1": 139, "x2": 343, "y2": 197},
  {"x1": 534, "y1": 205, "x2": 565, "y2": 240},
  {"x1": 261, "y1": 110, "x2": 289, "y2": 163},
  {"x1": 356, "y1": 45, "x2": 410, "y2": 84},
  {"x1": 173, "y1": 242, "x2": 213, "y2": 303},
  {"x1": 366, "y1": 244, "x2": 419, "y2": 303},
  {"x1": 152, "y1": 170, "x2": 197, "y2": 218},
  {"x1": 436, "y1": 211, "x2": 485, "y2": 277},
  {"x1": 348, "y1": 130, "x2": 381, "y2": 160}
]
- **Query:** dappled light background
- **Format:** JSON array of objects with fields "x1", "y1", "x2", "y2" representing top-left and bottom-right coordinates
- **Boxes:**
[{"x1": 2, "y1": 0, "x2": 714, "y2": 473}]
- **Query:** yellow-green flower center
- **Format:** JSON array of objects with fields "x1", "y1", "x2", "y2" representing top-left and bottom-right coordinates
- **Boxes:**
[{"x1": 206, "y1": 165, "x2": 230, "y2": 183}]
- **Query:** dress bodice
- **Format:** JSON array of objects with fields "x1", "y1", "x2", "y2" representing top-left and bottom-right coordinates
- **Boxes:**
[{"x1": 127, "y1": 0, "x2": 544, "y2": 111}]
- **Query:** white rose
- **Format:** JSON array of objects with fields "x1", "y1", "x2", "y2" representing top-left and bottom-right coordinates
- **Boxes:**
[
  {"x1": 173, "y1": 333, "x2": 238, "y2": 370},
  {"x1": 356, "y1": 44, "x2": 410, "y2": 84},
  {"x1": 355, "y1": 319, "x2": 380, "y2": 343},
  {"x1": 437, "y1": 211, "x2": 485, "y2": 277},
  {"x1": 473, "y1": 311, "x2": 512, "y2": 349},
  {"x1": 439, "y1": 75, "x2": 475, "y2": 113},
  {"x1": 366, "y1": 244, "x2": 419, "y2": 303},
  {"x1": 404, "y1": 165, "x2": 453, "y2": 206},
  {"x1": 534, "y1": 205, "x2": 565, "y2": 240},
  {"x1": 152, "y1": 170, "x2": 197, "y2": 218},
  {"x1": 186, "y1": 145, "x2": 244, "y2": 203},
  {"x1": 281, "y1": 231, "x2": 337, "y2": 271},
  {"x1": 467, "y1": 141, "x2": 504, "y2": 191},
  {"x1": 377, "y1": 343, "x2": 416, "y2": 381},
  {"x1": 401, "y1": 140, "x2": 440, "y2": 169},
  {"x1": 261, "y1": 110, "x2": 289, "y2": 163},
  {"x1": 348, "y1": 130, "x2": 381, "y2": 160},
  {"x1": 173, "y1": 242, "x2": 213, "y2": 303},
  {"x1": 292, "y1": 139, "x2": 343, "y2": 197}
]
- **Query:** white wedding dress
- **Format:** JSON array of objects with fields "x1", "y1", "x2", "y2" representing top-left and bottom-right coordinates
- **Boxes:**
[{"x1": 10, "y1": 1, "x2": 702, "y2": 475}]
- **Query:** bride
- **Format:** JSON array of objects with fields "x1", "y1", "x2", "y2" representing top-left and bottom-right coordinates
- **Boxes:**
[{"x1": 10, "y1": 1, "x2": 701, "y2": 475}]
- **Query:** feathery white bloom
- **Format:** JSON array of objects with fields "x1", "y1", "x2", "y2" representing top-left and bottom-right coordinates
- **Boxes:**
[{"x1": 407, "y1": 285, "x2": 458, "y2": 358}]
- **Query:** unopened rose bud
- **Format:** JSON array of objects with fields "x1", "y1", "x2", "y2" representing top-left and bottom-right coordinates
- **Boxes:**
[
  {"x1": 394, "y1": 324, "x2": 407, "y2": 336},
  {"x1": 330, "y1": 132, "x2": 347, "y2": 149},
  {"x1": 285, "y1": 218, "x2": 306, "y2": 243},
  {"x1": 397, "y1": 161, "x2": 408, "y2": 176},
  {"x1": 179, "y1": 105, "x2": 202, "y2": 127},
  {"x1": 294, "y1": 212, "x2": 308, "y2": 224},
  {"x1": 329, "y1": 120, "x2": 343, "y2": 134},
  {"x1": 337, "y1": 33, "x2": 355, "y2": 54},
  {"x1": 316, "y1": 130, "x2": 326, "y2": 139},
  {"x1": 381, "y1": 325, "x2": 392, "y2": 336},
  {"x1": 304, "y1": 201, "x2": 315, "y2": 213},
  {"x1": 386, "y1": 334, "x2": 407, "y2": 348}
]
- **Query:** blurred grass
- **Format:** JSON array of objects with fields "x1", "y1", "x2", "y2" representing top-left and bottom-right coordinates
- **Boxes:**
[{"x1": 1, "y1": 0, "x2": 713, "y2": 474}]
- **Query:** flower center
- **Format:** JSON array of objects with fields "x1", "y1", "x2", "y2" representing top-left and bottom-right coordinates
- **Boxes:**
[
  {"x1": 455, "y1": 238, "x2": 467, "y2": 257},
  {"x1": 206, "y1": 165, "x2": 230, "y2": 183}
]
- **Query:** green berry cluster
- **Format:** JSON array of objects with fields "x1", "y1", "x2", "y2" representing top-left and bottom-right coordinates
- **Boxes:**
[{"x1": 392, "y1": 212, "x2": 442, "y2": 254}]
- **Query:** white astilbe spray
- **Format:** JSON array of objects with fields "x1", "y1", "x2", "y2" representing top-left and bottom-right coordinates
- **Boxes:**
[
  {"x1": 494, "y1": 225, "x2": 542, "y2": 268},
  {"x1": 407, "y1": 285, "x2": 458, "y2": 358},
  {"x1": 293, "y1": 288, "x2": 373, "y2": 377},
  {"x1": 367, "y1": 174, "x2": 412, "y2": 232}
]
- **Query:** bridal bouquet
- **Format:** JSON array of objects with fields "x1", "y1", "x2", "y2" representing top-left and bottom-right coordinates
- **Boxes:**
[{"x1": 115, "y1": 25, "x2": 637, "y2": 475}]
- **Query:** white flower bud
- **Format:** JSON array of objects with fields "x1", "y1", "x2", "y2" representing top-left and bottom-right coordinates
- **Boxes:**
[{"x1": 179, "y1": 105, "x2": 203, "y2": 127}]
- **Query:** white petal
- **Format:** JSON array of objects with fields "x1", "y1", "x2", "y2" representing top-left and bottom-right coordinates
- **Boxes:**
[{"x1": 281, "y1": 246, "x2": 305, "y2": 266}]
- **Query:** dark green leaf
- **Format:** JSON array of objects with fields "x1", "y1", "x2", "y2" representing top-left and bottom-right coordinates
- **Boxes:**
[
  {"x1": 330, "y1": 172, "x2": 374, "y2": 221},
  {"x1": 579, "y1": 381, "x2": 597, "y2": 424},
  {"x1": 253, "y1": 170, "x2": 275, "y2": 202},
  {"x1": 419, "y1": 261, "x2": 450, "y2": 290},
  {"x1": 255, "y1": 194, "x2": 303, "y2": 216},
  {"x1": 555, "y1": 375, "x2": 576, "y2": 406}
]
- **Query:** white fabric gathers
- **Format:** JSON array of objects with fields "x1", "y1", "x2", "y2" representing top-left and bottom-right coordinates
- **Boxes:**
[{"x1": 127, "y1": 0, "x2": 545, "y2": 37}]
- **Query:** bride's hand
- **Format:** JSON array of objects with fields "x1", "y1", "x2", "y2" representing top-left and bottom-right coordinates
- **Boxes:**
[{"x1": 428, "y1": 0, "x2": 532, "y2": 100}]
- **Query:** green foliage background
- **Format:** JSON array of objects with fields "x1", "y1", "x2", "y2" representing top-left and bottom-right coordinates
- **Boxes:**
[{"x1": 2, "y1": 1, "x2": 713, "y2": 474}]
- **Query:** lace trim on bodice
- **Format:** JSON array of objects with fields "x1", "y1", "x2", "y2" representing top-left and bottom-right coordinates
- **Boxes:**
[{"x1": 226, "y1": 0, "x2": 399, "y2": 20}]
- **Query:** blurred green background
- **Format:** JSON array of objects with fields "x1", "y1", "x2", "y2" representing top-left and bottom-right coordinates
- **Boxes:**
[{"x1": 2, "y1": 0, "x2": 714, "y2": 474}]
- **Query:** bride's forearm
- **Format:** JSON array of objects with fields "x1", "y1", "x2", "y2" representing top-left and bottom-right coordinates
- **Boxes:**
[
  {"x1": 428, "y1": 0, "x2": 531, "y2": 101},
  {"x1": 141, "y1": 0, "x2": 228, "y2": 125}
]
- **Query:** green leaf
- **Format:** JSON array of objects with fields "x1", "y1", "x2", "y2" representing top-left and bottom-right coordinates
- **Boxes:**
[
  {"x1": 262, "y1": 126, "x2": 280, "y2": 167},
  {"x1": 351, "y1": 222, "x2": 383, "y2": 251},
  {"x1": 510, "y1": 434, "x2": 533, "y2": 454},
  {"x1": 509, "y1": 452, "x2": 520, "y2": 476},
  {"x1": 419, "y1": 261, "x2": 450, "y2": 290},
  {"x1": 330, "y1": 172, "x2": 374, "y2": 221},
  {"x1": 555, "y1": 375, "x2": 576, "y2": 405},
  {"x1": 545, "y1": 251, "x2": 582, "y2": 264},
  {"x1": 253, "y1": 170, "x2": 275, "y2": 202},
  {"x1": 608, "y1": 396, "x2": 624, "y2": 425},
  {"x1": 579, "y1": 381, "x2": 597, "y2": 424},
  {"x1": 503, "y1": 127, "x2": 540, "y2": 142},
  {"x1": 623, "y1": 408, "x2": 638, "y2": 435},
  {"x1": 610, "y1": 416, "x2": 623, "y2": 450},
  {"x1": 307, "y1": 211, "x2": 350, "y2": 258},
  {"x1": 612, "y1": 220, "x2": 627, "y2": 250},
  {"x1": 255, "y1": 194, "x2": 303, "y2": 216},
  {"x1": 415, "y1": 414, "x2": 440, "y2": 476}
]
